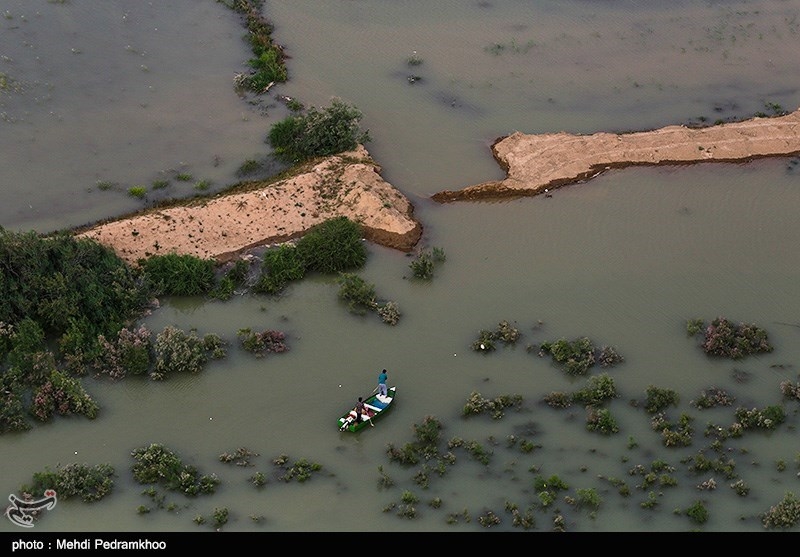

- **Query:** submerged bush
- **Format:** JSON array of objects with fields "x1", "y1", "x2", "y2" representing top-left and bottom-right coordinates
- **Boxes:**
[
  {"x1": 694, "y1": 317, "x2": 773, "y2": 359},
  {"x1": 131, "y1": 443, "x2": 219, "y2": 496},
  {"x1": 139, "y1": 253, "x2": 216, "y2": 297},
  {"x1": 255, "y1": 244, "x2": 306, "y2": 294},
  {"x1": 24, "y1": 463, "x2": 115, "y2": 502},
  {"x1": 151, "y1": 326, "x2": 226, "y2": 380}
]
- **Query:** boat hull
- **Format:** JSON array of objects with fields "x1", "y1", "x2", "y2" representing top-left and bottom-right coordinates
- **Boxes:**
[{"x1": 338, "y1": 386, "x2": 396, "y2": 432}]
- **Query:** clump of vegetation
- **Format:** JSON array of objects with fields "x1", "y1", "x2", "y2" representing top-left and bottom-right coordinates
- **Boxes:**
[
  {"x1": 538, "y1": 337, "x2": 596, "y2": 375},
  {"x1": 224, "y1": 0, "x2": 288, "y2": 93},
  {"x1": 585, "y1": 406, "x2": 619, "y2": 435},
  {"x1": 254, "y1": 244, "x2": 306, "y2": 294},
  {"x1": 543, "y1": 391, "x2": 572, "y2": 408},
  {"x1": 0, "y1": 229, "x2": 152, "y2": 394},
  {"x1": 139, "y1": 253, "x2": 216, "y2": 296},
  {"x1": 651, "y1": 413, "x2": 694, "y2": 447},
  {"x1": 462, "y1": 391, "x2": 523, "y2": 419},
  {"x1": 94, "y1": 325, "x2": 152, "y2": 380},
  {"x1": 448, "y1": 437, "x2": 493, "y2": 465},
  {"x1": 267, "y1": 98, "x2": 370, "y2": 164},
  {"x1": 471, "y1": 320, "x2": 521, "y2": 352},
  {"x1": 628, "y1": 460, "x2": 678, "y2": 491},
  {"x1": 150, "y1": 326, "x2": 226, "y2": 380},
  {"x1": 131, "y1": 443, "x2": 220, "y2": 496},
  {"x1": 572, "y1": 373, "x2": 618, "y2": 407},
  {"x1": 685, "y1": 500, "x2": 709, "y2": 525},
  {"x1": 297, "y1": 217, "x2": 367, "y2": 274},
  {"x1": 409, "y1": 247, "x2": 446, "y2": 279},
  {"x1": 644, "y1": 386, "x2": 679, "y2": 414},
  {"x1": 272, "y1": 454, "x2": 323, "y2": 483},
  {"x1": 22, "y1": 463, "x2": 115, "y2": 502},
  {"x1": 762, "y1": 492, "x2": 800, "y2": 529},
  {"x1": 127, "y1": 186, "x2": 147, "y2": 199},
  {"x1": 386, "y1": 416, "x2": 445, "y2": 467},
  {"x1": 30, "y1": 369, "x2": 99, "y2": 422},
  {"x1": 692, "y1": 387, "x2": 735, "y2": 409},
  {"x1": 337, "y1": 273, "x2": 400, "y2": 325},
  {"x1": 780, "y1": 380, "x2": 800, "y2": 401},
  {"x1": 219, "y1": 447, "x2": 259, "y2": 467},
  {"x1": 734, "y1": 405, "x2": 786, "y2": 431},
  {"x1": 533, "y1": 474, "x2": 569, "y2": 507},
  {"x1": 235, "y1": 158, "x2": 265, "y2": 177},
  {"x1": 688, "y1": 317, "x2": 773, "y2": 359},
  {"x1": 237, "y1": 328, "x2": 288, "y2": 357},
  {"x1": 209, "y1": 259, "x2": 251, "y2": 301}
]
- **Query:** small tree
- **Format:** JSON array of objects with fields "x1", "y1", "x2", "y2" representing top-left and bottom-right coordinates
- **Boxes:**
[{"x1": 267, "y1": 98, "x2": 370, "y2": 164}]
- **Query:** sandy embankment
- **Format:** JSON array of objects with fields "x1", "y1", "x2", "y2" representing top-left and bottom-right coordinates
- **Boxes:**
[
  {"x1": 77, "y1": 146, "x2": 422, "y2": 266},
  {"x1": 432, "y1": 108, "x2": 800, "y2": 202},
  {"x1": 78, "y1": 109, "x2": 800, "y2": 265}
]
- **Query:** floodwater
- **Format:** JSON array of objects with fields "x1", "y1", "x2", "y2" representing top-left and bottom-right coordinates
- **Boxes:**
[{"x1": 1, "y1": 0, "x2": 800, "y2": 533}]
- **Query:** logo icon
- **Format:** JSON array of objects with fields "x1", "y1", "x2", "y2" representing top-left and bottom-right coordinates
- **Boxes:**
[{"x1": 6, "y1": 490, "x2": 57, "y2": 528}]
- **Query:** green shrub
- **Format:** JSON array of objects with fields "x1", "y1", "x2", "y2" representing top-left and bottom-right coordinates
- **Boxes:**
[
  {"x1": 127, "y1": 186, "x2": 147, "y2": 199},
  {"x1": 586, "y1": 407, "x2": 619, "y2": 434},
  {"x1": 267, "y1": 99, "x2": 370, "y2": 164},
  {"x1": 30, "y1": 370, "x2": 99, "y2": 422},
  {"x1": 686, "y1": 500, "x2": 709, "y2": 524},
  {"x1": 25, "y1": 463, "x2": 115, "y2": 502},
  {"x1": 255, "y1": 244, "x2": 306, "y2": 294},
  {"x1": 139, "y1": 253, "x2": 216, "y2": 296},
  {"x1": 151, "y1": 326, "x2": 224, "y2": 380},
  {"x1": 409, "y1": 247, "x2": 446, "y2": 279},
  {"x1": 573, "y1": 373, "x2": 617, "y2": 406},
  {"x1": 645, "y1": 386, "x2": 679, "y2": 414},
  {"x1": 296, "y1": 217, "x2": 367, "y2": 274},
  {"x1": 336, "y1": 273, "x2": 376, "y2": 315},
  {"x1": 246, "y1": 48, "x2": 287, "y2": 90},
  {"x1": 131, "y1": 443, "x2": 219, "y2": 496},
  {"x1": 539, "y1": 337, "x2": 596, "y2": 375}
]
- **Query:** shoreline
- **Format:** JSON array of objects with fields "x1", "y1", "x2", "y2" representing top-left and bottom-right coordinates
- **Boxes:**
[{"x1": 77, "y1": 110, "x2": 800, "y2": 265}]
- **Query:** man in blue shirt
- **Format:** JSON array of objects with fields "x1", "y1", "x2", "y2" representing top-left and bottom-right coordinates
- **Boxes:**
[{"x1": 378, "y1": 369, "x2": 388, "y2": 396}]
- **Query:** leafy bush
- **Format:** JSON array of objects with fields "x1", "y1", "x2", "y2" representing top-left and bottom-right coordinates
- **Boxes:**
[
  {"x1": 0, "y1": 369, "x2": 30, "y2": 433},
  {"x1": 267, "y1": 99, "x2": 370, "y2": 164},
  {"x1": 644, "y1": 386, "x2": 679, "y2": 414},
  {"x1": 131, "y1": 443, "x2": 219, "y2": 496},
  {"x1": 539, "y1": 337, "x2": 596, "y2": 375},
  {"x1": 139, "y1": 253, "x2": 216, "y2": 296},
  {"x1": 25, "y1": 463, "x2": 115, "y2": 502},
  {"x1": 686, "y1": 500, "x2": 709, "y2": 525},
  {"x1": 695, "y1": 317, "x2": 773, "y2": 359},
  {"x1": 0, "y1": 229, "x2": 151, "y2": 360},
  {"x1": 151, "y1": 326, "x2": 225, "y2": 380},
  {"x1": 462, "y1": 391, "x2": 522, "y2": 419},
  {"x1": 94, "y1": 325, "x2": 152, "y2": 379},
  {"x1": 337, "y1": 273, "x2": 377, "y2": 315},
  {"x1": 30, "y1": 370, "x2": 99, "y2": 422},
  {"x1": 409, "y1": 247, "x2": 446, "y2": 279},
  {"x1": 296, "y1": 216, "x2": 367, "y2": 274},
  {"x1": 762, "y1": 492, "x2": 800, "y2": 529},
  {"x1": 586, "y1": 407, "x2": 619, "y2": 434},
  {"x1": 254, "y1": 244, "x2": 306, "y2": 294},
  {"x1": 237, "y1": 328, "x2": 288, "y2": 357},
  {"x1": 573, "y1": 373, "x2": 617, "y2": 407}
]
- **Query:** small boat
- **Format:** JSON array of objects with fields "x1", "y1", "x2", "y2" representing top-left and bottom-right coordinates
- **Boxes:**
[{"x1": 338, "y1": 386, "x2": 396, "y2": 432}]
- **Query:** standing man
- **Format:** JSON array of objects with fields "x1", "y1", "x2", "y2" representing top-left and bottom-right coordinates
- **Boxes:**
[{"x1": 377, "y1": 369, "x2": 388, "y2": 397}]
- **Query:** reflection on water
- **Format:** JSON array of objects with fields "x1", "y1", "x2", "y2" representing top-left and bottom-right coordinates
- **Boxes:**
[{"x1": 1, "y1": 1, "x2": 800, "y2": 532}]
